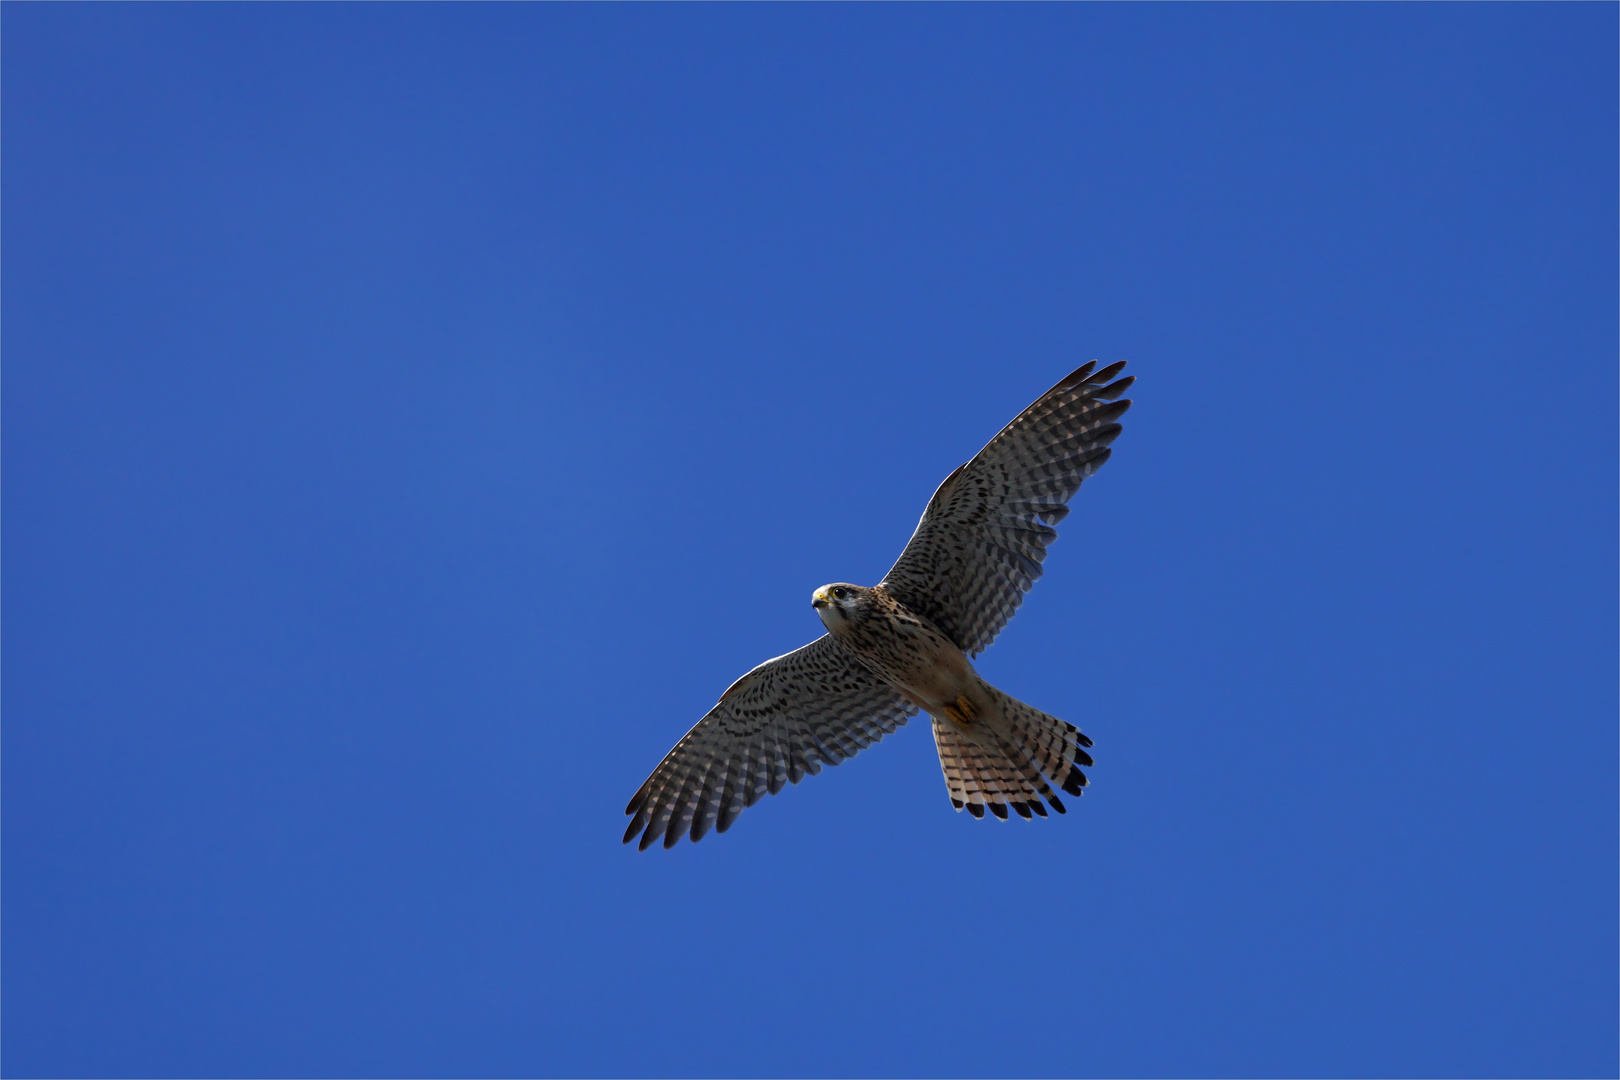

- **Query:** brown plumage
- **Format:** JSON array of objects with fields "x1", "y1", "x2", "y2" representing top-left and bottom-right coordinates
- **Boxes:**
[{"x1": 624, "y1": 361, "x2": 1133, "y2": 848}]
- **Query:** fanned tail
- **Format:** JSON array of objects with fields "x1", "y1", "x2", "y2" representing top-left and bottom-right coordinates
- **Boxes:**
[{"x1": 932, "y1": 686, "x2": 1092, "y2": 820}]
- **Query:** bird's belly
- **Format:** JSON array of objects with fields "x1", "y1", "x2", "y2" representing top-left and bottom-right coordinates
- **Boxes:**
[
  {"x1": 846, "y1": 623, "x2": 978, "y2": 715},
  {"x1": 891, "y1": 653, "x2": 977, "y2": 714},
  {"x1": 832, "y1": 589, "x2": 994, "y2": 724}
]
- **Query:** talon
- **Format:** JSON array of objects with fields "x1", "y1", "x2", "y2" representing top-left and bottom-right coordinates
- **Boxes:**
[
  {"x1": 955, "y1": 695, "x2": 977, "y2": 720},
  {"x1": 943, "y1": 703, "x2": 969, "y2": 726}
]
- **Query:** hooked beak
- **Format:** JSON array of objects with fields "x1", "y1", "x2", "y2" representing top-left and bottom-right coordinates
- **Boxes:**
[{"x1": 811, "y1": 589, "x2": 829, "y2": 610}]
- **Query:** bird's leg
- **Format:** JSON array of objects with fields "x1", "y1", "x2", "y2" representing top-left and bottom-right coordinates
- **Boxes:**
[{"x1": 943, "y1": 695, "x2": 978, "y2": 727}]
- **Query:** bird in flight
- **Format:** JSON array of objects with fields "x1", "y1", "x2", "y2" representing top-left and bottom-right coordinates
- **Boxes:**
[{"x1": 625, "y1": 361, "x2": 1134, "y2": 849}]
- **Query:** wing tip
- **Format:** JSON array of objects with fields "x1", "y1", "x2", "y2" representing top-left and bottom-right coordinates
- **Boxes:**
[
  {"x1": 1057, "y1": 358, "x2": 1127, "y2": 387},
  {"x1": 1093, "y1": 379, "x2": 1135, "y2": 404},
  {"x1": 1056, "y1": 360, "x2": 1133, "y2": 404},
  {"x1": 1089, "y1": 360, "x2": 1128, "y2": 385},
  {"x1": 1057, "y1": 361, "x2": 1097, "y2": 388}
]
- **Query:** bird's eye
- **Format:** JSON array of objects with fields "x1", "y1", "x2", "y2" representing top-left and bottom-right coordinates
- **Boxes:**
[{"x1": 833, "y1": 587, "x2": 848, "y2": 599}]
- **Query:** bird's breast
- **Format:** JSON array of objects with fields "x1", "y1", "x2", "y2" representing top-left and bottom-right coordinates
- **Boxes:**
[{"x1": 833, "y1": 596, "x2": 977, "y2": 713}]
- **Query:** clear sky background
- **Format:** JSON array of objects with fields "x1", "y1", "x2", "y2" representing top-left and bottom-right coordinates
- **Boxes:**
[{"x1": 4, "y1": 5, "x2": 1615, "y2": 1078}]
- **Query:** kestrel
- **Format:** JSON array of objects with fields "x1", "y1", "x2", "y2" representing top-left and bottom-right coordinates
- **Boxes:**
[{"x1": 624, "y1": 361, "x2": 1134, "y2": 849}]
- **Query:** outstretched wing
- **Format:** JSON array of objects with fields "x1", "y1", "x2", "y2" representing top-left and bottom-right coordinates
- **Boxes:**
[
  {"x1": 624, "y1": 635, "x2": 919, "y2": 850},
  {"x1": 880, "y1": 361, "x2": 1134, "y2": 657}
]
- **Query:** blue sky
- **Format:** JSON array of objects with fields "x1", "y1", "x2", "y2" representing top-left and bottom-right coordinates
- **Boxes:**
[{"x1": 4, "y1": 5, "x2": 1615, "y2": 1077}]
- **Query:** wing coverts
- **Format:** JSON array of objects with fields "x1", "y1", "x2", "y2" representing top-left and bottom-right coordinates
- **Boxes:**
[
  {"x1": 623, "y1": 635, "x2": 918, "y2": 850},
  {"x1": 881, "y1": 361, "x2": 1133, "y2": 656},
  {"x1": 624, "y1": 361, "x2": 1132, "y2": 846}
]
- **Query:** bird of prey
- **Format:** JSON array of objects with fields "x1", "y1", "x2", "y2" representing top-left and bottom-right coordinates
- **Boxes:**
[{"x1": 624, "y1": 361, "x2": 1133, "y2": 849}]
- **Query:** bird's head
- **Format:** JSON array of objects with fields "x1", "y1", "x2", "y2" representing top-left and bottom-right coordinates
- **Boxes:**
[{"x1": 812, "y1": 583, "x2": 870, "y2": 630}]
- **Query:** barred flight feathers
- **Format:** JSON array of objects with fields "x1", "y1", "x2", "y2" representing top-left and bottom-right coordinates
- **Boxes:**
[
  {"x1": 989, "y1": 686, "x2": 1093, "y2": 803},
  {"x1": 881, "y1": 361, "x2": 1133, "y2": 657},
  {"x1": 931, "y1": 686, "x2": 1094, "y2": 820},
  {"x1": 625, "y1": 362, "x2": 1133, "y2": 849},
  {"x1": 932, "y1": 722, "x2": 1050, "y2": 821},
  {"x1": 623, "y1": 634, "x2": 919, "y2": 850}
]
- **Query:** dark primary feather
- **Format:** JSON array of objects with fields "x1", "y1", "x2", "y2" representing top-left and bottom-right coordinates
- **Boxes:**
[
  {"x1": 625, "y1": 363, "x2": 1129, "y2": 848},
  {"x1": 881, "y1": 362, "x2": 1134, "y2": 656},
  {"x1": 623, "y1": 634, "x2": 918, "y2": 850}
]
